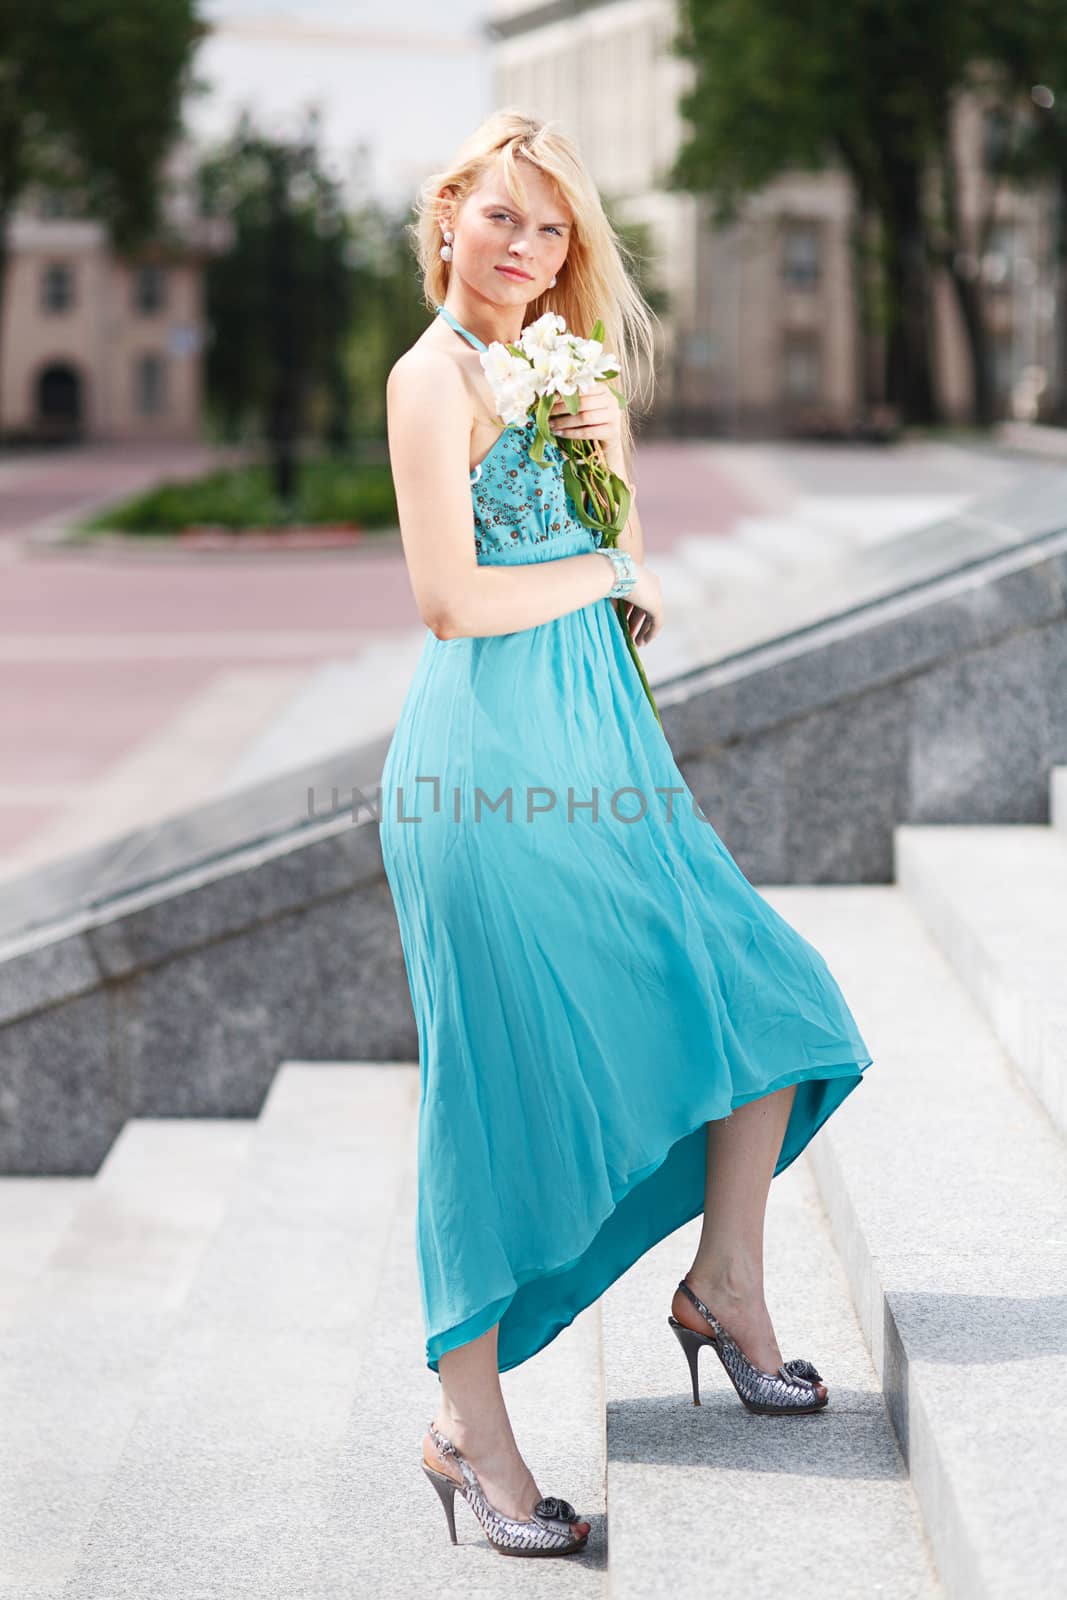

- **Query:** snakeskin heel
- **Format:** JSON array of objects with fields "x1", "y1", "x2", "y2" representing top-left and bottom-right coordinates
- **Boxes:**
[
  {"x1": 421, "y1": 1419, "x2": 590, "y2": 1556},
  {"x1": 668, "y1": 1278, "x2": 828, "y2": 1415}
]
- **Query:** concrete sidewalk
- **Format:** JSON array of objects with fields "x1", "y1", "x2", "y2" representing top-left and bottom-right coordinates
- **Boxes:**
[{"x1": 0, "y1": 436, "x2": 1030, "y2": 878}]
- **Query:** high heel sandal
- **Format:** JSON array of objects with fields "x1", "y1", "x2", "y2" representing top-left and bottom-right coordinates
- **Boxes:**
[
  {"x1": 667, "y1": 1278, "x2": 828, "y2": 1415},
  {"x1": 421, "y1": 1418, "x2": 590, "y2": 1556}
]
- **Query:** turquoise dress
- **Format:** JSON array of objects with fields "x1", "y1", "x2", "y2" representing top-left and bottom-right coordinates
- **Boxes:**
[{"x1": 379, "y1": 303, "x2": 873, "y2": 1375}]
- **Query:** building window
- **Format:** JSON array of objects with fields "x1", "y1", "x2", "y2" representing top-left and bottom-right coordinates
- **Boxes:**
[
  {"x1": 133, "y1": 264, "x2": 168, "y2": 315},
  {"x1": 135, "y1": 352, "x2": 167, "y2": 417},
  {"x1": 990, "y1": 329, "x2": 1014, "y2": 401},
  {"x1": 982, "y1": 221, "x2": 1016, "y2": 293},
  {"x1": 781, "y1": 223, "x2": 821, "y2": 289},
  {"x1": 687, "y1": 330, "x2": 715, "y2": 368},
  {"x1": 41, "y1": 262, "x2": 75, "y2": 313},
  {"x1": 982, "y1": 109, "x2": 1012, "y2": 173},
  {"x1": 783, "y1": 334, "x2": 822, "y2": 402}
]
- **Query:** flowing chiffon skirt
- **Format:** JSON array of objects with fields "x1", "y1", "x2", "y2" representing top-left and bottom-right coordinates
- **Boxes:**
[{"x1": 379, "y1": 524, "x2": 873, "y2": 1373}]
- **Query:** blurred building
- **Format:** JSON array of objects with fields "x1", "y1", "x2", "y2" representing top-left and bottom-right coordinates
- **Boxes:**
[
  {"x1": 0, "y1": 152, "x2": 229, "y2": 445},
  {"x1": 488, "y1": 0, "x2": 1059, "y2": 436}
]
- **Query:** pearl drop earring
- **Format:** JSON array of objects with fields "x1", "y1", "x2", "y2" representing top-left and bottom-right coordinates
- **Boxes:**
[
  {"x1": 440, "y1": 228, "x2": 454, "y2": 262},
  {"x1": 549, "y1": 274, "x2": 557, "y2": 287}
]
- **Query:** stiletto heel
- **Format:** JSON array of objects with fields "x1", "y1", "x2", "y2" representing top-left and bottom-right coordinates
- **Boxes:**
[
  {"x1": 422, "y1": 1461, "x2": 459, "y2": 1543},
  {"x1": 420, "y1": 1419, "x2": 590, "y2": 1556},
  {"x1": 669, "y1": 1316, "x2": 708, "y2": 1405},
  {"x1": 668, "y1": 1278, "x2": 829, "y2": 1416}
]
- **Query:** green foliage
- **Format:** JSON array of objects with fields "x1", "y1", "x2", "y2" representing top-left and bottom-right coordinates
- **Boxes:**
[
  {"x1": 668, "y1": 0, "x2": 836, "y2": 220},
  {"x1": 198, "y1": 116, "x2": 358, "y2": 495},
  {"x1": 669, "y1": 0, "x2": 967, "y2": 221},
  {"x1": 974, "y1": 0, "x2": 1067, "y2": 188},
  {"x1": 0, "y1": 0, "x2": 203, "y2": 244},
  {"x1": 345, "y1": 194, "x2": 432, "y2": 441},
  {"x1": 604, "y1": 204, "x2": 670, "y2": 317},
  {"x1": 668, "y1": 0, "x2": 1067, "y2": 422},
  {"x1": 79, "y1": 458, "x2": 397, "y2": 534}
]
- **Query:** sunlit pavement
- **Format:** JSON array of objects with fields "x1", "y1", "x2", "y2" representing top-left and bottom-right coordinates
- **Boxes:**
[
  {"x1": 0, "y1": 436, "x2": 1028, "y2": 876},
  {"x1": 0, "y1": 442, "x2": 233, "y2": 549}
]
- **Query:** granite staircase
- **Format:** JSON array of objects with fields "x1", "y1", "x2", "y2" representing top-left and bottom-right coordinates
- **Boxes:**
[{"x1": 2, "y1": 769, "x2": 1064, "y2": 1598}]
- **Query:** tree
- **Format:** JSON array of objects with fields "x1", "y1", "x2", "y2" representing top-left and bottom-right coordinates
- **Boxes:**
[
  {"x1": 972, "y1": 1, "x2": 1067, "y2": 420},
  {"x1": 198, "y1": 115, "x2": 356, "y2": 501},
  {"x1": 671, "y1": 0, "x2": 1067, "y2": 429},
  {"x1": 0, "y1": 0, "x2": 203, "y2": 428},
  {"x1": 345, "y1": 191, "x2": 431, "y2": 446},
  {"x1": 669, "y1": 0, "x2": 951, "y2": 425}
]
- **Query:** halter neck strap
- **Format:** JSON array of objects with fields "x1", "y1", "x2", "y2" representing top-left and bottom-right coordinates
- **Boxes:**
[{"x1": 434, "y1": 303, "x2": 488, "y2": 352}]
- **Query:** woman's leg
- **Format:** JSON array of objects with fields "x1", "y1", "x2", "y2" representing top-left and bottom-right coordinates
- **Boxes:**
[
  {"x1": 423, "y1": 1321, "x2": 590, "y2": 1537},
  {"x1": 670, "y1": 1083, "x2": 827, "y2": 1396}
]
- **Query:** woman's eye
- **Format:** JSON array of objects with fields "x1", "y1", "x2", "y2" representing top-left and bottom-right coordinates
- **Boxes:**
[{"x1": 491, "y1": 211, "x2": 561, "y2": 236}]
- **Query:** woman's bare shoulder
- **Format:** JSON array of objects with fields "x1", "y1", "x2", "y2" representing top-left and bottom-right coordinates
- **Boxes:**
[
  {"x1": 388, "y1": 332, "x2": 468, "y2": 402},
  {"x1": 386, "y1": 336, "x2": 475, "y2": 471}
]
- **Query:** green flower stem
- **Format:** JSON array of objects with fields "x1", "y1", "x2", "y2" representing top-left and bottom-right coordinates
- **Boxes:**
[
  {"x1": 559, "y1": 435, "x2": 662, "y2": 727},
  {"x1": 613, "y1": 596, "x2": 663, "y2": 728}
]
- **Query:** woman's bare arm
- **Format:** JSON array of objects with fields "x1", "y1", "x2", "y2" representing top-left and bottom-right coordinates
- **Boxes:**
[{"x1": 386, "y1": 346, "x2": 621, "y2": 641}]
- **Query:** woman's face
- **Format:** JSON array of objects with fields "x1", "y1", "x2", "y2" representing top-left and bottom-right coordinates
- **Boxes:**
[{"x1": 445, "y1": 159, "x2": 573, "y2": 305}]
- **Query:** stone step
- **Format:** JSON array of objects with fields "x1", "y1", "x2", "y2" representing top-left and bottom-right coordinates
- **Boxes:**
[
  {"x1": 790, "y1": 492, "x2": 970, "y2": 547},
  {"x1": 219, "y1": 628, "x2": 428, "y2": 793},
  {"x1": 305, "y1": 1086, "x2": 607, "y2": 1596},
  {"x1": 0, "y1": 1117, "x2": 253, "y2": 1598},
  {"x1": 730, "y1": 510, "x2": 853, "y2": 569},
  {"x1": 769, "y1": 883, "x2": 1067, "y2": 1600},
  {"x1": 894, "y1": 823, "x2": 1067, "y2": 1139},
  {"x1": 62, "y1": 1062, "x2": 417, "y2": 1600},
  {"x1": 603, "y1": 1143, "x2": 942, "y2": 1597},
  {"x1": 672, "y1": 533, "x2": 774, "y2": 586},
  {"x1": 0, "y1": 1176, "x2": 90, "y2": 1332},
  {"x1": 1051, "y1": 765, "x2": 1067, "y2": 833}
]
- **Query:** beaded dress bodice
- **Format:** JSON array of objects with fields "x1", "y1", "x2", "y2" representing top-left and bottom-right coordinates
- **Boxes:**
[{"x1": 434, "y1": 303, "x2": 601, "y2": 566}]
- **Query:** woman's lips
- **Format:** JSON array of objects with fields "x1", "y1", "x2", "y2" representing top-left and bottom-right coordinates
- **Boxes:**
[{"x1": 496, "y1": 265, "x2": 532, "y2": 280}]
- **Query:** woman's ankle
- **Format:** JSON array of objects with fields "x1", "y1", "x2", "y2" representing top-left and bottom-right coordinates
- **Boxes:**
[
  {"x1": 683, "y1": 1262, "x2": 766, "y2": 1307},
  {"x1": 433, "y1": 1409, "x2": 514, "y2": 1460}
]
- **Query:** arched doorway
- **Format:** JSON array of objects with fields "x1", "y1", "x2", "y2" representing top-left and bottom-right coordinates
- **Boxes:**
[{"x1": 35, "y1": 363, "x2": 83, "y2": 438}]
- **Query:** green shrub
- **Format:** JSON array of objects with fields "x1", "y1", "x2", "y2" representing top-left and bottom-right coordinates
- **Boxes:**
[{"x1": 82, "y1": 458, "x2": 397, "y2": 534}]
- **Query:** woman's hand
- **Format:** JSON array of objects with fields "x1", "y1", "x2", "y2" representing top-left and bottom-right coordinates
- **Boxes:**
[
  {"x1": 621, "y1": 564, "x2": 663, "y2": 648},
  {"x1": 548, "y1": 381, "x2": 623, "y2": 454}
]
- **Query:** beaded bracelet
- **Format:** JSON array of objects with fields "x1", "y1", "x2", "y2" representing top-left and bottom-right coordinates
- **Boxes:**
[{"x1": 597, "y1": 546, "x2": 638, "y2": 599}]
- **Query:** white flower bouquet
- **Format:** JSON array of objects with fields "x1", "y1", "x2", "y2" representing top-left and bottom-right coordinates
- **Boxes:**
[{"x1": 479, "y1": 312, "x2": 660, "y2": 724}]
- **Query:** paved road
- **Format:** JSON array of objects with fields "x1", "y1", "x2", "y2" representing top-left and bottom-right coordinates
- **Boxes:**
[
  {"x1": 0, "y1": 436, "x2": 1026, "y2": 882},
  {"x1": 0, "y1": 443, "x2": 231, "y2": 545}
]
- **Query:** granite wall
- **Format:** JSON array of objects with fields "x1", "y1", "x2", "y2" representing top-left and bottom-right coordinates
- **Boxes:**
[{"x1": 2, "y1": 526, "x2": 1064, "y2": 1173}]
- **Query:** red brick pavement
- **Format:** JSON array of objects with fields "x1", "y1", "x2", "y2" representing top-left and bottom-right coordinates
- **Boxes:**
[
  {"x1": 0, "y1": 442, "x2": 231, "y2": 539},
  {"x1": 632, "y1": 441, "x2": 763, "y2": 550},
  {"x1": 0, "y1": 439, "x2": 766, "y2": 865}
]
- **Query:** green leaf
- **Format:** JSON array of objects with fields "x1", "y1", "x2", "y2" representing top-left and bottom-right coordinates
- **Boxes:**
[{"x1": 533, "y1": 390, "x2": 556, "y2": 454}]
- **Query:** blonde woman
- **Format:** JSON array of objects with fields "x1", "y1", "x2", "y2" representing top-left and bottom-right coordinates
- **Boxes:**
[{"x1": 380, "y1": 110, "x2": 873, "y2": 1559}]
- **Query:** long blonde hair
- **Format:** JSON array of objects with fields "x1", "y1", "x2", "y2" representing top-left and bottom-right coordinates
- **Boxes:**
[{"x1": 409, "y1": 108, "x2": 659, "y2": 473}]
